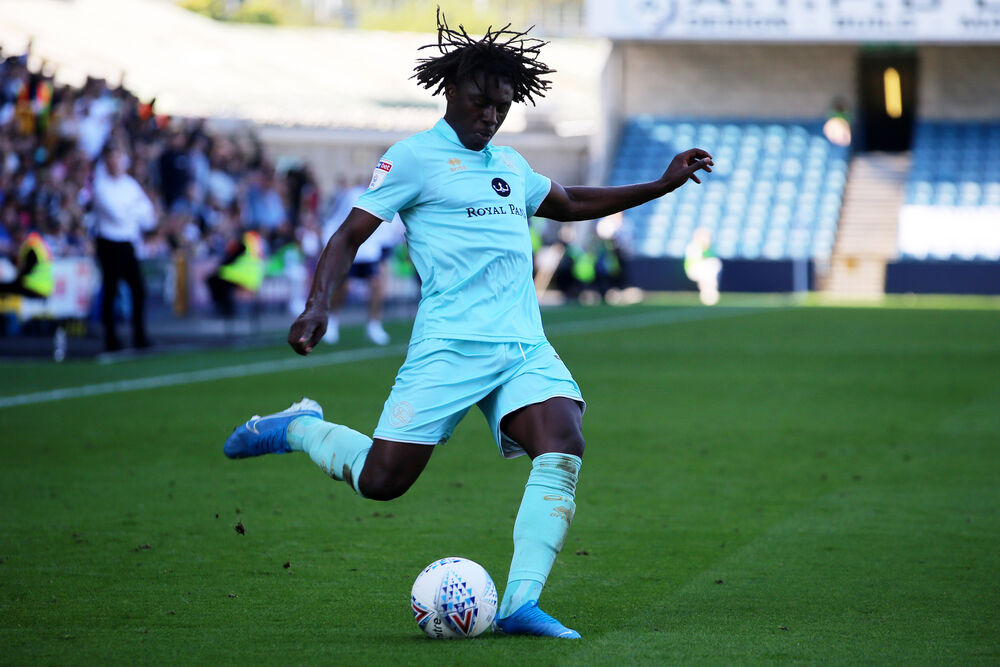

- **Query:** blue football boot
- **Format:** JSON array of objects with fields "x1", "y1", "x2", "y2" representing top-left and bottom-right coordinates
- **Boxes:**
[
  {"x1": 223, "y1": 398, "x2": 323, "y2": 459},
  {"x1": 496, "y1": 600, "x2": 581, "y2": 639}
]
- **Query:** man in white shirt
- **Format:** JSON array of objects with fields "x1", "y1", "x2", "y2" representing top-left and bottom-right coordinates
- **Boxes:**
[
  {"x1": 321, "y1": 183, "x2": 401, "y2": 346},
  {"x1": 92, "y1": 144, "x2": 157, "y2": 351}
]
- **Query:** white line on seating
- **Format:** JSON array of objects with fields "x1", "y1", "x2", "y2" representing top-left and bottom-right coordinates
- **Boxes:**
[{"x1": 0, "y1": 306, "x2": 766, "y2": 409}]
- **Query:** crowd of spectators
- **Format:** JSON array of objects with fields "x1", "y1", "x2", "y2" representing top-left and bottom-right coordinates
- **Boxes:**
[
  {"x1": 0, "y1": 41, "x2": 624, "y2": 342},
  {"x1": 0, "y1": 43, "x2": 326, "y2": 277}
]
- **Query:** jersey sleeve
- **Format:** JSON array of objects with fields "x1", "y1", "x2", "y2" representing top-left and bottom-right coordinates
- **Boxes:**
[
  {"x1": 519, "y1": 153, "x2": 552, "y2": 217},
  {"x1": 354, "y1": 142, "x2": 423, "y2": 222}
]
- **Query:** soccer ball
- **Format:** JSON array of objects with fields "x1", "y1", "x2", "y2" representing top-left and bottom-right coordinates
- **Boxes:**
[{"x1": 410, "y1": 557, "x2": 498, "y2": 639}]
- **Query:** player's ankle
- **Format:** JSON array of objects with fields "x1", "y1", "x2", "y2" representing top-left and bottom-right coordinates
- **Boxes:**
[{"x1": 498, "y1": 579, "x2": 542, "y2": 618}]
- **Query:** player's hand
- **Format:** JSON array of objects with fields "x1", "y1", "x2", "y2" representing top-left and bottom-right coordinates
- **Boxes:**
[
  {"x1": 288, "y1": 308, "x2": 327, "y2": 356},
  {"x1": 662, "y1": 148, "x2": 714, "y2": 192}
]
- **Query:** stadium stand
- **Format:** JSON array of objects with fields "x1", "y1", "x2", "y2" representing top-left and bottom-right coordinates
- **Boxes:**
[
  {"x1": 907, "y1": 122, "x2": 1000, "y2": 208},
  {"x1": 0, "y1": 43, "x2": 332, "y2": 331},
  {"x1": 899, "y1": 121, "x2": 1000, "y2": 261},
  {"x1": 610, "y1": 116, "x2": 850, "y2": 262}
]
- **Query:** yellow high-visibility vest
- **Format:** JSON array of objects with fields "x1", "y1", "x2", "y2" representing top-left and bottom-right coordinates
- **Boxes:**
[
  {"x1": 19, "y1": 232, "x2": 53, "y2": 297},
  {"x1": 218, "y1": 231, "x2": 264, "y2": 291}
]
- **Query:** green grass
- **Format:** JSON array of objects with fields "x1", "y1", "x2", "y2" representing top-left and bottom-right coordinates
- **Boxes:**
[{"x1": 2, "y1": 302, "x2": 999, "y2": 664}]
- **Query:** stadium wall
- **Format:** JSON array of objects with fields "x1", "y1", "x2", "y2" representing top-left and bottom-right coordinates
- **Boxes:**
[
  {"x1": 885, "y1": 260, "x2": 1000, "y2": 295},
  {"x1": 607, "y1": 43, "x2": 1000, "y2": 121},
  {"x1": 610, "y1": 43, "x2": 858, "y2": 119},
  {"x1": 919, "y1": 46, "x2": 1000, "y2": 119},
  {"x1": 628, "y1": 257, "x2": 814, "y2": 293}
]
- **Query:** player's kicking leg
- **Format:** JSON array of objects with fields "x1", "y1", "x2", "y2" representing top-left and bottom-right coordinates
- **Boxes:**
[
  {"x1": 224, "y1": 399, "x2": 429, "y2": 499},
  {"x1": 493, "y1": 396, "x2": 584, "y2": 639},
  {"x1": 223, "y1": 398, "x2": 323, "y2": 458}
]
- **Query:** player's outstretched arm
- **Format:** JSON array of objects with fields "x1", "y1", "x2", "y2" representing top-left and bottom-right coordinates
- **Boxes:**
[
  {"x1": 288, "y1": 208, "x2": 382, "y2": 356},
  {"x1": 535, "y1": 148, "x2": 713, "y2": 222}
]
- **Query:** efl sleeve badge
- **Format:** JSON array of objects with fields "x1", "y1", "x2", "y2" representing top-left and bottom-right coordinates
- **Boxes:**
[{"x1": 368, "y1": 159, "x2": 394, "y2": 190}]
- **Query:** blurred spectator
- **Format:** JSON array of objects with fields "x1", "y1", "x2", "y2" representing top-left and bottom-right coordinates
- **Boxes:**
[
  {"x1": 206, "y1": 226, "x2": 264, "y2": 318},
  {"x1": 593, "y1": 211, "x2": 629, "y2": 301},
  {"x1": 593, "y1": 239, "x2": 623, "y2": 299},
  {"x1": 75, "y1": 77, "x2": 118, "y2": 160},
  {"x1": 207, "y1": 139, "x2": 239, "y2": 208},
  {"x1": 684, "y1": 227, "x2": 722, "y2": 306},
  {"x1": 158, "y1": 129, "x2": 191, "y2": 209},
  {"x1": 0, "y1": 226, "x2": 52, "y2": 299},
  {"x1": 824, "y1": 97, "x2": 853, "y2": 148},
  {"x1": 285, "y1": 162, "x2": 319, "y2": 227},
  {"x1": 242, "y1": 163, "x2": 287, "y2": 235},
  {"x1": 0, "y1": 43, "x2": 337, "y2": 336},
  {"x1": 188, "y1": 130, "x2": 211, "y2": 203},
  {"x1": 321, "y1": 181, "x2": 395, "y2": 346},
  {"x1": 92, "y1": 143, "x2": 155, "y2": 350},
  {"x1": 552, "y1": 225, "x2": 597, "y2": 302},
  {"x1": 296, "y1": 209, "x2": 323, "y2": 263}
]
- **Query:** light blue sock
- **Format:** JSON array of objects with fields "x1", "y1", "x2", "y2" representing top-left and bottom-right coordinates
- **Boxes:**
[
  {"x1": 499, "y1": 452, "x2": 582, "y2": 618},
  {"x1": 287, "y1": 416, "x2": 370, "y2": 496}
]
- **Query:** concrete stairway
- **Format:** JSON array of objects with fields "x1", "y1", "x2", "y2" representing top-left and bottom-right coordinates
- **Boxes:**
[{"x1": 818, "y1": 153, "x2": 911, "y2": 297}]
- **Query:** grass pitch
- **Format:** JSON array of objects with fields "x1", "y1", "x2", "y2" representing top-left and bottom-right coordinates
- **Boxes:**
[{"x1": 1, "y1": 299, "x2": 998, "y2": 664}]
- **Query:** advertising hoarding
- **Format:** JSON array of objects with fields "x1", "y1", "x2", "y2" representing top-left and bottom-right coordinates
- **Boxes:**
[{"x1": 586, "y1": 1, "x2": 1000, "y2": 43}]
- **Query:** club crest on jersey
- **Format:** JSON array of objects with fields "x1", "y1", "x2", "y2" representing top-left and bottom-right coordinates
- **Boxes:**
[
  {"x1": 491, "y1": 177, "x2": 511, "y2": 197},
  {"x1": 388, "y1": 400, "x2": 414, "y2": 427},
  {"x1": 368, "y1": 159, "x2": 393, "y2": 190},
  {"x1": 500, "y1": 153, "x2": 519, "y2": 173}
]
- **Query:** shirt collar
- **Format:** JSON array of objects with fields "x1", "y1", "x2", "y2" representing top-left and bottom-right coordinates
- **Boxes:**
[{"x1": 433, "y1": 118, "x2": 493, "y2": 157}]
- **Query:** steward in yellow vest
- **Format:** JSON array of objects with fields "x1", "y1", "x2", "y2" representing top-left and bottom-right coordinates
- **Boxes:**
[
  {"x1": 208, "y1": 230, "x2": 264, "y2": 317},
  {"x1": 0, "y1": 230, "x2": 53, "y2": 299},
  {"x1": 218, "y1": 231, "x2": 264, "y2": 291}
]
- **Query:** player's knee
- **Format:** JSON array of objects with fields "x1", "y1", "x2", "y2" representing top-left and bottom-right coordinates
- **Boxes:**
[
  {"x1": 556, "y1": 429, "x2": 585, "y2": 458},
  {"x1": 540, "y1": 424, "x2": 585, "y2": 458},
  {"x1": 357, "y1": 467, "x2": 415, "y2": 501}
]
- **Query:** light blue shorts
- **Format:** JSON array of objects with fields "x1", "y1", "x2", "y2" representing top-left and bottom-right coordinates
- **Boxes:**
[{"x1": 373, "y1": 338, "x2": 585, "y2": 458}]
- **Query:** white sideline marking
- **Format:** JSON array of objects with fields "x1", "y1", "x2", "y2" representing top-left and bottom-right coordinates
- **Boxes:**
[{"x1": 0, "y1": 306, "x2": 766, "y2": 409}]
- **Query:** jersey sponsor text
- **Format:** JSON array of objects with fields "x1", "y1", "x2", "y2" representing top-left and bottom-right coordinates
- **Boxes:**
[{"x1": 467, "y1": 203, "x2": 526, "y2": 218}]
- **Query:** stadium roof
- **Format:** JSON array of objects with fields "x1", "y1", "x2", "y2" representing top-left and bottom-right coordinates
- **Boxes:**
[{"x1": 0, "y1": 0, "x2": 607, "y2": 134}]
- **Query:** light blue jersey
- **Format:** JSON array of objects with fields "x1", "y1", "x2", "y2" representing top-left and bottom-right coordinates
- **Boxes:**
[{"x1": 355, "y1": 119, "x2": 552, "y2": 344}]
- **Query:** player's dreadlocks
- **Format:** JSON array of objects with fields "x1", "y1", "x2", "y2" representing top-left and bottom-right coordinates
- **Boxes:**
[{"x1": 412, "y1": 8, "x2": 554, "y2": 106}]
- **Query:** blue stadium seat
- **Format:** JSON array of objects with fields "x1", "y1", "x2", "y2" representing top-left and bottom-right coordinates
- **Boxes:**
[
  {"x1": 900, "y1": 121, "x2": 1000, "y2": 262},
  {"x1": 612, "y1": 117, "x2": 850, "y2": 260}
]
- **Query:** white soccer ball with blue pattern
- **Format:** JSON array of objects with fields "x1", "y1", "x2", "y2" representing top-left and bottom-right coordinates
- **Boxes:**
[{"x1": 410, "y1": 557, "x2": 498, "y2": 639}]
